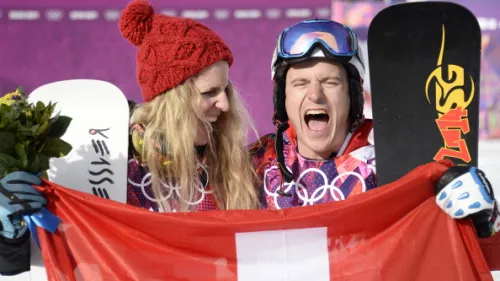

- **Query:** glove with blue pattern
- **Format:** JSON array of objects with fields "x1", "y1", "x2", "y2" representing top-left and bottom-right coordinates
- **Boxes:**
[{"x1": 435, "y1": 166, "x2": 497, "y2": 237}]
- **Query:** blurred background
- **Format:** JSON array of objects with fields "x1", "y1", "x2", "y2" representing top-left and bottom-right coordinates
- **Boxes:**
[
  {"x1": 1, "y1": 0, "x2": 499, "y2": 278},
  {"x1": 2, "y1": 0, "x2": 500, "y2": 140}
]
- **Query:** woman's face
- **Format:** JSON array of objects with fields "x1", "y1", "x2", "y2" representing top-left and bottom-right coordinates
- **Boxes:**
[{"x1": 192, "y1": 61, "x2": 230, "y2": 146}]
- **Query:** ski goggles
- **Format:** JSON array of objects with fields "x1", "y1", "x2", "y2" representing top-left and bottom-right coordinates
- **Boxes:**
[{"x1": 277, "y1": 19, "x2": 358, "y2": 59}]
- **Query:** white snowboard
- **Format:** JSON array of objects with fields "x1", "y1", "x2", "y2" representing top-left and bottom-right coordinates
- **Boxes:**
[{"x1": 1, "y1": 80, "x2": 130, "y2": 281}]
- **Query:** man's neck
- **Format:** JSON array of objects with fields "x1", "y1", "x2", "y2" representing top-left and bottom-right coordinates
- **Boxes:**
[{"x1": 296, "y1": 143, "x2": 339, "y2": 161}]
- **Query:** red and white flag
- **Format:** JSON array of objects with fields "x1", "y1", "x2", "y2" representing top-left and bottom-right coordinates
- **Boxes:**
[{"x1": 36, "y1": 160, "x2": 498, "y2": 281}]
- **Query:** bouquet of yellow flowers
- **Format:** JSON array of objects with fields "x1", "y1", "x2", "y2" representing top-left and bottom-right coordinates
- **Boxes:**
[{"x1": 0, "y1": 87, "x2": 72, "y2": 179}]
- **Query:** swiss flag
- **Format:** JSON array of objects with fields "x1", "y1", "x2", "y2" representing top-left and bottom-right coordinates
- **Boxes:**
[{"x1": 37, "y1": 160, "x2": 497, "y2": 281}]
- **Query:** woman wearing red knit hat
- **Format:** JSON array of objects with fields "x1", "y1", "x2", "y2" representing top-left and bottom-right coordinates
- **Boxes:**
[
  {"x1": 120, "y1": 0, "x2": 261, "y2": 212},
  {"x1": 0, "y1": 1, "x2": 262, "y2": 275}
]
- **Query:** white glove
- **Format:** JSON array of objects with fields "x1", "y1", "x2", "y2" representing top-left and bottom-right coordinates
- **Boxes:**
[{"x1": 436, "y1": 167, "x2": 495, "y2": 220}]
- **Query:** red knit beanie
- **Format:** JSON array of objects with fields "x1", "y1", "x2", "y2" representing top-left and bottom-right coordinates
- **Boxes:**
[{"x1": 118, "y1": 0, "x2": 234, "y2": 102}]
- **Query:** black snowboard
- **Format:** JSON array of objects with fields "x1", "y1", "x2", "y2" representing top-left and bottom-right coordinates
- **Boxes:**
[{"x1": 367, "y1": 1, "x2": 481, "y2": 186}]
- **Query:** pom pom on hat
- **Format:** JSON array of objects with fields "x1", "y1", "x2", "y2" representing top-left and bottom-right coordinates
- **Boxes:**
[
  {"x1": 119, "y1": 0, "x2": 234, "y2": 102},
  {"x1": 118, "y1": 0, "x2": 155, "y2": 46}
]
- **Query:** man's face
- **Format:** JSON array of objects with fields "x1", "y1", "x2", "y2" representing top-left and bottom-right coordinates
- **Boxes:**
[{"x1": 285, "y1": 60, "x2": 350, "y2": 160}]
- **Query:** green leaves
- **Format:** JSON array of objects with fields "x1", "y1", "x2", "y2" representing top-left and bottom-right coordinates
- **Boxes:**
[
  {"x1": 0, "y1": 152, "x2": 19, "y2": 178},
  {"x1": 0, "y1": 88, "x2": 73, "y2": 176},
  {"x1": 0, "y1": 132, "x2": 16, "y2": 154},
  {"x1": 41, "y1": 170, "x2": 49, "y2": 180},
  {"x1": 48, "y1": 115, "x2": 72, "y2": 138},
  {"x1": 15, "y1": 143, "x2": 28, "y2": 169},
  {"x1": 42, "y1": 138, "x2": 72, "y2": 158}
]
